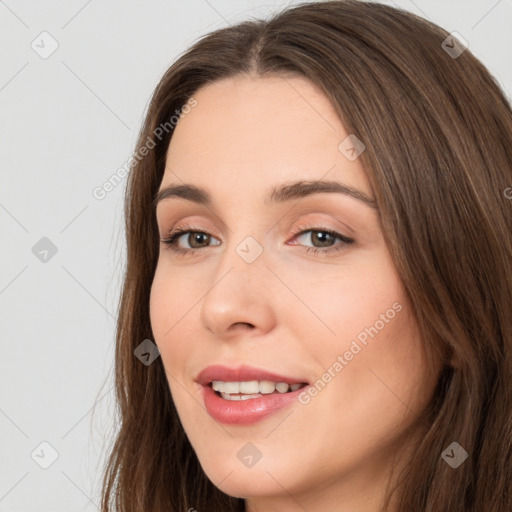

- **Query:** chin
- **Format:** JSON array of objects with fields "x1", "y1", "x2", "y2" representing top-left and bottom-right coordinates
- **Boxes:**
[{"x1": 198, "y1": 454, "x2": 297, "y2": 498}]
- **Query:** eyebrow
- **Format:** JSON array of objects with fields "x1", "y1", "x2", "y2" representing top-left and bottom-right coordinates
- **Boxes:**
[{"x1": 153, "y1": 179, "x2": 377, "y2": 209}]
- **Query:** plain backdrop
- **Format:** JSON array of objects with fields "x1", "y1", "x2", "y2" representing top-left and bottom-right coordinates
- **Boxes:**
[{"x1": 1, "y1": 1, "x2": 510, "y2": 510}]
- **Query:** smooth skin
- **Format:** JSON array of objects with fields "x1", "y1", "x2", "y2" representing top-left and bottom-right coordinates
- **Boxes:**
[{"x1": 150, "y1": 74, "x2": 442, "y2": 512}]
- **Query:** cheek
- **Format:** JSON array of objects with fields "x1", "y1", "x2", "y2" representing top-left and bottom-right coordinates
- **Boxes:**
[
  {"x1": 307, "y1": 283, "x2": 431, "y2": 443},
  {"x1": 283, "y1": 251, "x2": 431, "y2": 409},
  {"x1": 149, "y1": 269, "x2": 198, "y2": 411},
  {"x1": 149, "y1": 265, "x2": 188, "y2": 380},
  {"x1": 149, "y1": 262, "x2": 198, "y2": 341},
  {"x1": 278, "y1": 251, "x2": 405, "y2": 351}
]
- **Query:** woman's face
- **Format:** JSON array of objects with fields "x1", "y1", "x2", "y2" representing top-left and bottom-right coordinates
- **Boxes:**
[{"x1": 150, "y1": 74, "x2": 440, "y2": 510}]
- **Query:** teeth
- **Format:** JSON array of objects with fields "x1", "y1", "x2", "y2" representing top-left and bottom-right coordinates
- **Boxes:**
[
  {"x1": 211, "y1": 380, "x2": 306, "y2": 396},
  {"x1": 275, "y1": 382, "x2": 289, "y2": 393},
  {"x1": 221, "y1": 381, "x2": 239, "y2": 394},
  {"x1": 259, "y1": 380, "x2": 276, "y2": 394},
  {"x1": 239, "y1": 380, "x2": 259, "y2": 394}
]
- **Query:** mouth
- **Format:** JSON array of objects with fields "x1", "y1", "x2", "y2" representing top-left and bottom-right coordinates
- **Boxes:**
[{"x1": 197, "y1": 365, "x2": 310, "y2": 425}]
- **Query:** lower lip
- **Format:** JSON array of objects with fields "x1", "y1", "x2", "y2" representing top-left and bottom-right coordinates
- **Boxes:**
[{"x1": 201, "y1": 384, "x2": 307, "y2": 425}]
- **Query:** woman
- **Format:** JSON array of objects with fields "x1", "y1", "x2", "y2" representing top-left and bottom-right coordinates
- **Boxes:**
[{"x1": 101, "y1": 1, "x2": 512, "y2": 510}]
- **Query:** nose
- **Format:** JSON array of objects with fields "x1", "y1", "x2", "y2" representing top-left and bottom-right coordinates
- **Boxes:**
[{"x1": 199, "y1": 237, "x2": 277, "y2": 340}]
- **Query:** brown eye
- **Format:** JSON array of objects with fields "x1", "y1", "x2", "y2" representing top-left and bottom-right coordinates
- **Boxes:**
[
  {"x1": 310, "y1": 230, "x2": 336, "y2": 247},
  {"x1": 161, "y1": 229, "x2": 221, "y2": 254},
  {"x1": 289, "y1": 227, "x2": 354, "y2": 256},
  {"x1": 187, "y1": 232, "x2": 211, "y2": 248}
]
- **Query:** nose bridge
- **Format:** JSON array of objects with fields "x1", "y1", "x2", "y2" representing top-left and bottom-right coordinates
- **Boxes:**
[
  {"x1": 209, "y1": 230, "x2": 268, "y2": 300},
  {"x1": 215, "y1": 209, "x2": 269, "y2": 278}
]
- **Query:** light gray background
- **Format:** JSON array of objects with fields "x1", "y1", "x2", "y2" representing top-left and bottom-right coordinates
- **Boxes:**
[{"x1": 1, "y1": 1, "x2": 510, "y2": 510}]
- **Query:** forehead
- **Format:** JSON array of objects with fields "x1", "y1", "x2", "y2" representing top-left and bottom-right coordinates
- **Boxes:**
[{"x1": 162, "y1": 74, "x2": 371, "y2": 202}]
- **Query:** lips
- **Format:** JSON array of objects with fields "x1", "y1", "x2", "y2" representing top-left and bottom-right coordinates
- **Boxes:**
[
  {"x1": 196, "y1": 364, "x2": 309, "y2": 386},
  {"x1": 196, "y1": 364, "x2": 310, "y2": 425}
]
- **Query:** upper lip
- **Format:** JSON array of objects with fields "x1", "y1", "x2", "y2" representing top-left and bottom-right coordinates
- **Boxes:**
[{"x1": 196, "y1": 364, "x2": 309, "y2": 386}]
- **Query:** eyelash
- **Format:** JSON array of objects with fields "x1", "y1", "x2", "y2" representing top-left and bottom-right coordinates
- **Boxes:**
[{"x1": 160, "y1": 224, "x2": 354, "y2": 257}]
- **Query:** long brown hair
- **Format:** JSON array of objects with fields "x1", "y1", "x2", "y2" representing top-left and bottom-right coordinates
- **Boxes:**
[{"x1": 100, "y1": 1, "x2": 512, "y2": 510}]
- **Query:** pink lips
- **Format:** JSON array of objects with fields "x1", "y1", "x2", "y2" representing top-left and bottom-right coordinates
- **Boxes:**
[{"x1": 197, "y1": 364, "x2": 309, "y2": 425}]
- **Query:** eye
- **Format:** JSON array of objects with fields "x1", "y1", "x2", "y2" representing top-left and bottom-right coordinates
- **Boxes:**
[
  {"x1": 289, "y1": 227, "x2": 354, "y2": 255},
  {"x1": 160, "y1": 227, "x2": 220, "y2": 255}
]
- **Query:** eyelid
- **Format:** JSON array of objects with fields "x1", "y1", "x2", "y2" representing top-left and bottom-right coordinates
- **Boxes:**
[{"x1": 291, "y1": 222, "x2": 353, "y2": 242}]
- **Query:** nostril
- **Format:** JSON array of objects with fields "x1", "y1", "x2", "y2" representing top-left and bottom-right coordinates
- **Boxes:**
[{"x1": 233, "y1": 322, "x2": 254, "y2": 329}]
